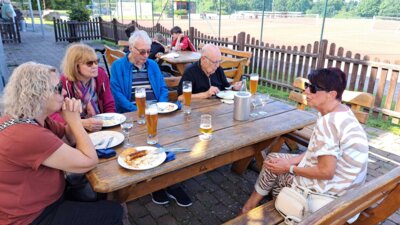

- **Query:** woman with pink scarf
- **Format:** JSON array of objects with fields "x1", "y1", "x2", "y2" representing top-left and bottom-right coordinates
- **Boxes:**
[{"x1": 51, "y1": 43, "x2": 116, "y2": 131}]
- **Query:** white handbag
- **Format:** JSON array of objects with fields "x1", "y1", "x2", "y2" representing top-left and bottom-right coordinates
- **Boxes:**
[{"x1": 275, "y1": 186, "x2": 336, "y2": 225}]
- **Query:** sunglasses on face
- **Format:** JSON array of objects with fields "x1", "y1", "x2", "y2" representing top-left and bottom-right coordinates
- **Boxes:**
[
  {"x1": 304, "y1": 82, "x2": 327, "y2": 94},
  {"x1": 134, "y1": 47, "x2": 151, "y2": 56},
  {"x1": 84, "y1": 59, "x2": 100, "y2": 67},
  {"x1": 54, "y1": 82, "x2": 63, "y2": 95}
]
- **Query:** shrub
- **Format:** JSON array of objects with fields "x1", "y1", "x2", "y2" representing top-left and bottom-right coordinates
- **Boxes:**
[
  {"x1": 67, "y1": 5, "x2": 90, "y2": 22},
  {"x1": 175, "y1": 9, "x2": 188, "y2": 16}
]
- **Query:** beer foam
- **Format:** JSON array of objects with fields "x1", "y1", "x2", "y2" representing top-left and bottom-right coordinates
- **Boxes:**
[
  {"x1": 135, "y1": 92, "x2": 146, "y2": 98},
  {"x1": 146, "y1": 107, "x2": 158, "y2": 115},
  {"x1": 200, "y1": 124, "x2": 212, "y2": 129},
  {"x1": 183, "y1": 88, "x2": 192, "y2": 92},
  {"x1": 250, "y1": 76, "x2": 259, "y2": 81}
]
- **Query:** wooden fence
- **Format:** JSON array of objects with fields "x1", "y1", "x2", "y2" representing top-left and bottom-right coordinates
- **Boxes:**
[
  {"x1": 53, "y1": 17, "x2": 101, "y2": 42},
  {"x1": 0, "y1": 17, "x2": 21, "y2": 44},
  {"x1": 59, "y1": 18, "x2": 400, "y2": 124}
]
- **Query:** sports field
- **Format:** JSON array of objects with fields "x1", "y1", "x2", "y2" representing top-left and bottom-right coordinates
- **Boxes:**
[{"x1": 136, "y1": 16, "x2": 400, "y2": 63}]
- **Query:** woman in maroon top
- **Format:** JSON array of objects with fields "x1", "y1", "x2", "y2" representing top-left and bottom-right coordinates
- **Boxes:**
[{"x1": 0, "y1": 62, "x2": 122, "y2": 225}]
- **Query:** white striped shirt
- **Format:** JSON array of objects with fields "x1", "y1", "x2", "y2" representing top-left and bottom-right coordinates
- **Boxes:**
[{"x1": 293, "y1": 108, "x2": 369, "y2": 196}]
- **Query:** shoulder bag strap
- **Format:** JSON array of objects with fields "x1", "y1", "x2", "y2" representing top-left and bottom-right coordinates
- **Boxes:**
[{"x1": 0, "y1": 118, "x2": 38, "y2": 131}]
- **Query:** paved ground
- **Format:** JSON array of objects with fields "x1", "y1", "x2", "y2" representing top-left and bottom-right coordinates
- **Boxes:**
[{"x1": 3, "y1": 26, "x2": 400, "y2": 225}]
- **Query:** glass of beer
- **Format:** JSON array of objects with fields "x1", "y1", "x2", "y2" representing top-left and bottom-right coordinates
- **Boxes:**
[
  {"x1": 250, "y1": 73, "x2": 259, "y2": 95},
  {"x1": 135, "y1": 87, "x2": 146, "y2": 124},
  {"x1": 199, "y1": 114, "x2": 213, "y2": 141},
  {"x1": 145, "y1": 102, "x2": 158, "y2": 145},
  {"x1": 121, "y1": 120, "x2": 134, "y2": 147},
  {"x1": 183, "y1": 81, "x2": 192, "y2": 114}
]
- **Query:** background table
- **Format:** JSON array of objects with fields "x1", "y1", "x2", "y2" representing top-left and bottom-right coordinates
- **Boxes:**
[{"x1": 158, "y1": 51, "x2": 201, "y2": 75}]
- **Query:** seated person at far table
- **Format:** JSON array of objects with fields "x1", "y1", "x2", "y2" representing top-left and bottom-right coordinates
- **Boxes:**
[
  {"x1": 241, "y1": 68, "x2": 369, "y2": 221},
  {"x1": 0, "y1": 62, "x2": 122, "y2": 225},
  {"x1": 149, "y1": 33, "x2": 168, "y2": 60},
  {"x1": 170, "y1": 26, "x2": 196, "y2": 52},
  {"x1": 122, "y1": 25, "x2": 136, "y2": 53},
  {"x1": 110, "y1": 30, "x2": 169, "y2": 113},
  {"x1": 50, "y1": 43, "x2": 116, "y2": 132},
  {"x1": 177, "y1": 43, "x2": 242, "y2": 101}
]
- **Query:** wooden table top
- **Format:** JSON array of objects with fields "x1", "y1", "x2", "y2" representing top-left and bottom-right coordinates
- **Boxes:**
[
  {"x1": 86, "y1": 98, "x2": 316, "y2": 194},
  {"x1": 159, "y1": 51, "x2": 201, "y2": 64}
]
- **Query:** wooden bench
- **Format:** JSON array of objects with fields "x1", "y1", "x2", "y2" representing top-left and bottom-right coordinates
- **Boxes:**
[
  {"x1": 275, "y1": 77, "x2": 375, "y2": 150},
  {"x1": 223, "y1": 166, "x2": 400, "y2": 225}
]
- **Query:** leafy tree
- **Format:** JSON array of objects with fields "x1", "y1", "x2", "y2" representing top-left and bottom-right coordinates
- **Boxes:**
[
  {"x1": 67, "y1": 4, "x2": 90, "y2": 21},
  {"x1": 379, "y1": 0, "x2": 400, "y2": 17},
  {"x1": 273, "y1": 0, "x2": 287, "y2": 11},
  {"x1": 356, "y1": 0, "x2": 381, "y2": 17},
  {"x1": 286, "y1": 0, "x2": 311, "y2": 13},
  {"x1": 307, "y1": 0, "x2": 345, "y2": 17}
]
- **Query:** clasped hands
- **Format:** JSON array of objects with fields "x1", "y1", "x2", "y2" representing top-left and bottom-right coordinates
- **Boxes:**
[
  {"x1": 264, "y1": 157, "x2": 291, "y2": 175},
  {"x1": 61, "y1": 98, "x2": 103, "y2": 132}
]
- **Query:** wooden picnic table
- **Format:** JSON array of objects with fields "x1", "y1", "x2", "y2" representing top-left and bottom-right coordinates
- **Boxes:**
[
  {"x1": 158, "y1": 51, "x2": 201, "y2": 75},
  {"x1": 86, "y1": 98, "x2": 316, "y2": 203}
]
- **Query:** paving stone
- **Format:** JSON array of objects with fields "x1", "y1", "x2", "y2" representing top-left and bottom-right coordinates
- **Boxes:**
[
  {"x1": 145, "y1": 201, "x2": 168, "y2": 218},
  {"x1": 182, "y1": 178, "x2": 205, "y2": 195},
  {"x1": 135, "y1": 214, "x2": 157, "y2": 225},
  {"x1": 167, "y1": 204, "x2": 192, "y2": 221},
  {"x1": 155, "y1": 214, "x2": 178, "y2": 225},
  {"x1": 196, "y1": 191, "x2": 219, "y2": 207},
  {"x1": 127, "y1": 200, "x2": 150, "y2": 219},
  {"x1": 206, "y1": 170, "x2": 228, "y2": 184},
  {"x1": 211, "y1": 203, "x2": 236, "y2": 222}
]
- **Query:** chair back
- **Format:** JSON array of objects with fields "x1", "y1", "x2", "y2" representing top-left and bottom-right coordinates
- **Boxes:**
[
  {"x1": 218, "y1": 46, "x2": 252, "y2": 66},
  {"x1": 164, "y1": 76, "x2": 182, "y2": 101},
  {"x1": 289, "y1": 77, "x2": 375, "y2": 124},
  {"x1": 104, "y1": 45, "x2": 125, "y2": 69},
  {"x1": 220, "y1": 58, "x2": 247, "y2": 83}
]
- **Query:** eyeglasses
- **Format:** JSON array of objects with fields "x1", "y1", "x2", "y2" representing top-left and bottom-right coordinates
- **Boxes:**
[
  {"x1": 204, "y1": 56, "x2": 222, "y2": 65},
  {"x1": 304, "y1": 82, "x2": 327, "y2": 94},
  {"x1": 54, "y1": 82, "x2": 63, "y2": 95},
  {"x1": 134, "y1": 47, "x2": 151, "y2": 56},
  {"x1": 84, "y1": 59, "x2": 100, "y2": 67}
]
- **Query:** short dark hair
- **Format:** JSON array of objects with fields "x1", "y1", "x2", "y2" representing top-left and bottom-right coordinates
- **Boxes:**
[
  {"x1": 125, "y1": 25, "x2": 136, "y2": 38},
  {"x1": 308, "y1": 67, "x2": 347, "y2": 100},
  {"x1": 170, "y1": 26, "x2": 182, "y2": 34}
]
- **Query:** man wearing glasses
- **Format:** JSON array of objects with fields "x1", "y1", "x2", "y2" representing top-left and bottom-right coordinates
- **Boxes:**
[
  {"x1": 110, "y1": 30, "x2": 169, "y2": 113},
  {"x1": 177, "y1": 44, "x2": 242, "y2": 100}
]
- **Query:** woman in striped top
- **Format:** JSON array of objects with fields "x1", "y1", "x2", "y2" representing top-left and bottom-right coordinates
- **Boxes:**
[{"x1": 241, "y1": 68, "x2": 369, "y2": 214}]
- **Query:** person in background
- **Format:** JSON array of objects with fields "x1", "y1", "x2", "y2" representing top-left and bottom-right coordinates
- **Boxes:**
[
  {"x1": 241, "y1": 68, "x2": 369, "y2": 216},
  {"x1": 122, "y1": 25, "x2": 136, "y2": 53},
  {"x1": 177, "y1": 44, "x2": 242, "y2": 100},
  {"x1": 0, "y1": 0, "x2": 15, "y2": 22},
  {"x1": 110, "y1": 30, "x2": 168, "y2": 113},
  {"x1": 50, "y1": 43, "x2": 116, "y2": 132},
  {"x1": 0, "y1": 62, "x2": 122, "y2": 225},
  {"x1": 149, "y1": 33, "x2": 168, "y2": 60},
  {"x1": 170, "y1": 26, "x2": 195, "y2": 52}
]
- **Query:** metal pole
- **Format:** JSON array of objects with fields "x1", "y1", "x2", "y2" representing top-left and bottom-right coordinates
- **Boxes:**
[
  {"x1": 188, "y1": 0, "x2": 191, "y2": 29},
  {"x1": 36, "y1": 0, "x2": 44, "y2": 37},
  {"x1": 260, "y1": 0, "x2": 266, "y2": 42},
  {"x1": 319, "y1": 0, "x2": 328, "y2": 47},
  {"x1": 172, "y1": 0, "x2": 174, "y2": 27},
  {"x1": 108, "y1": 0, "x2": 111, "y2": 19},
  {"x1": 152, "y1": 0, "x2": 154, "y2": 27},
  {"x1": 28, "y1": 0, "x2": 34, "y2": 31},
  {"x1": 134, "y1": 0, "x2": 138, "y2": 22},
  {"x1": 0, "y1": 34, "x2": 9, "y2": 92},
  {"x1": 218, "y1": 0, "x2": 221, "y2": 38}
]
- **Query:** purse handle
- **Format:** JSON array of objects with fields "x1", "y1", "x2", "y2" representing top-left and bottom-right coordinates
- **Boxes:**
[{"x1": 0, "y1": 118, "x2": 38, "y2": 131}]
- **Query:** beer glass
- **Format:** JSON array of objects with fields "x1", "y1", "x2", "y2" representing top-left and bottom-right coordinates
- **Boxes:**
[
  {"x1": 199, "y1": 114, "x2": 213, "y2": 141},
  {"x1": 145, "y1": 102, "x2": 158, "y2": 144},
  {"x1": 258, "y1": 93, "x2": 270, "y2": 115},
  {"x1": 183, "y1": 81, "x2": 192, "y2": 114},
  {"x1": 249, "y1": 73, "x2": 259, "y2": 95},
  {"x1": 121, "y1": 121, "x2": 134, "y2": 147},
  {"x1": 135, "y1": 87, "x2": 146, "y2": 124}
]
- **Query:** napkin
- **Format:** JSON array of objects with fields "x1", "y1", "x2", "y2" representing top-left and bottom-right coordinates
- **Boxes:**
[
  {"x1": 161, "y1": 52, "x2": 179, "y2": 59},
  {"x1": 175, "y1": 100, "x2": 183, "y2": 110},
  {"x1": 155, "y1": 144, "x2": 176, "y2": 163},
  {"x1": 96, "y1": 148, "x2": 116, "y2": 158}
]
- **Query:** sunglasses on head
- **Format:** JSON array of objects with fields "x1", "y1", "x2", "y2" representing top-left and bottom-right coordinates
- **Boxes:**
[
  {"x1": 54, "y1": 82, "x2": 63, "y2": 95},
  {"x1": 304, "y1": 82, "x2": 327, "y2": 94},
  {"x1": 84, "y1": 59, "x2": 100, "y2": 67},
  {"x1": 134, "y1": 47, "x2": 151, "y2": 56}
]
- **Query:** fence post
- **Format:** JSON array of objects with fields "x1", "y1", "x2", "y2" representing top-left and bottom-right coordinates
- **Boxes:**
[
  {"x1": 317, "y1": 39, "x2": 328, "y2": 68},
  {"x1": 98, "y1": 17, "x2": 104, "y2": 40},
  {"x1": 53, "y1": 17, "x2": 58, "y2": 42},
  {"x1": 189, "y1": 27, "x2": 194, "y2": 45},
  {"x1": 112, "y1": 18, "x2": 118, "y2": 44},
  {"x1": 237, "y1": 32, "x2": 246, "y2": 51},
  {"x1": 156, "y1": 23, "x2": 160, "y2": 33},
  {"x1": 14, "y1": 17, "x2": 20, "y2": 43}
]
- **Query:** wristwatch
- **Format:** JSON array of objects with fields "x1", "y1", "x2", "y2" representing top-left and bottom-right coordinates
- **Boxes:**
[{"x1": 289, "y1": 165, "x2": 296, "y2": 175}]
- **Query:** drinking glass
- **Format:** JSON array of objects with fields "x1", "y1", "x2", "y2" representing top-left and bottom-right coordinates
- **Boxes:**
[
  {"x1": 199, "y1": 114, "x2": 213, "y2": 141},
  {"x1": 250, "y1": 95, "x2": 262, "y2": 117},
  {"x1": 258, "y1": 93, "x2": 270, "y2": 115},
  {"x1": 145, "y1": 102, "x2": 158, "y2": 145},
  {"x1": 249, "y1": 73, "x2": 259, "y2": 95},
  {"x1": 120, "y1": 121, "x2": 134, "y2": 147},
  {"x1": 135, "y1": 87, "x2": 146, "y2": 124},
  {"x1": 182, "y1": 81, "x2": 192, "y2": 114}
]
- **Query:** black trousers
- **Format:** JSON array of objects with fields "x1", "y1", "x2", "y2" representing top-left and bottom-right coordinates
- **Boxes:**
[{"x1": 30, "y1": 196, "x2": 123, "y2": 225}]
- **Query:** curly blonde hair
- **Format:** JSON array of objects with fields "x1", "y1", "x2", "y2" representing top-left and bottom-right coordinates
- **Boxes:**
[
  {"x1": 62, "y1": 43, "x2": 97, "y2": 82},
  {"x1": 2, "y1": 62, "x2": 58, "y2": 119}
]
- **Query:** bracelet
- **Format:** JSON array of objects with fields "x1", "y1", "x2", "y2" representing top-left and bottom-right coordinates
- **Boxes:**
[{"x1": 289, "y1": 165, "x2": 296, "y2": 175}]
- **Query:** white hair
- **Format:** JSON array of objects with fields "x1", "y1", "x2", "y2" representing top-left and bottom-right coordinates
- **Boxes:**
[{"x1": 128, "y1": 30, "x2": 152, "y2": 47}]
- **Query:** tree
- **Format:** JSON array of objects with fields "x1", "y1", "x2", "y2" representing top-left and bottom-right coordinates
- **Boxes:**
[
  {"x1": 356, "y1": 0, "x2": 381, "y2": 17},
  {"x1": 273, "y1": 0, "x2": 287, "y2": 11},
  {"x1": 307, "y1": 0, "x2": 345, "y2": 17},
  {"x1": 286, "y1": 0, "x2": 311, "y2": 13},
  {"x1": 379, "y1": 0, "x2": 400, "y2": 17}
]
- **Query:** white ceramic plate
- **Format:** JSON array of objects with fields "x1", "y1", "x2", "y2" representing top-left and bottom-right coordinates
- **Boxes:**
[
  {"x1": 89, "y1": 131, "x2": 125, "y2": 149},
  {"x1": 94, "y1": 113, "x2": 126, "y2": 127},
  {"x1": 157, "y1": 102, "x2": 178, "y2": 113},
  {"x1": 118, "y1": 146, "x2": 167, "y2": 170},
  {"x1": 216, "y1": 90, "x2": 236, "y2": 100}
]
